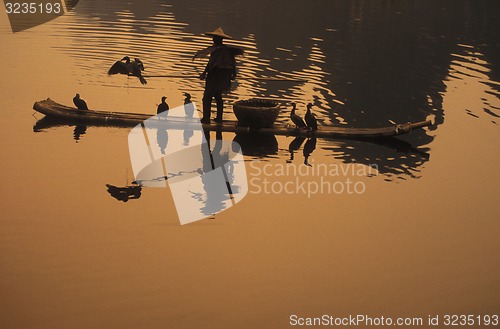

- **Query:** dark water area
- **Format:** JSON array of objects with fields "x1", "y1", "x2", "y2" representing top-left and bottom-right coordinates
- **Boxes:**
[
  {"x1": 43, "y1": 0, "x2": 500, "y2": 177},
  {"x1": 0, "y1": 1, "x2": 499, "y2": 328}
]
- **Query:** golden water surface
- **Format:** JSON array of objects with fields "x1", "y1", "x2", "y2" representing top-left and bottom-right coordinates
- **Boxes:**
[{"x1": 0, "y1": 1, "x2": 499, "y2": 328}]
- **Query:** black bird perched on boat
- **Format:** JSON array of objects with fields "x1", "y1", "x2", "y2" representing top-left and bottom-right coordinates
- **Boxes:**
[
  {"x1": 73, "y1": 93, "x2": 89, "y2": 110},
  {"x1": 108, "y1": 56, "x2": 147, "y2": 85},
  {"x1": 305, "y1": 103, "x2": 318, "y2": 132},
  {"x1": 157, "y1": 96, "x2": 169, "y2": 114},
  {"x1": 183, "y1": 92, "x2": 195, "y2": 118},
  {"x1": 290, "y1": 102, "x2": 307, "y2": 130}
]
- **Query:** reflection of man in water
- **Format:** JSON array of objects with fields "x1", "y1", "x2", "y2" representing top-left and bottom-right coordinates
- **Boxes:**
[
  {"x1": 194, "y1": 27, "x2": 243, "y2": 124},
  {"x1": 195, "y1": 130, "x2": 232, "y2": 216}
]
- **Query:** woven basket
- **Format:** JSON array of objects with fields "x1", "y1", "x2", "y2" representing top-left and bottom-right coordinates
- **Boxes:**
[{"x1": 233, "y1": 99, "x2": 280, "y2": 128}]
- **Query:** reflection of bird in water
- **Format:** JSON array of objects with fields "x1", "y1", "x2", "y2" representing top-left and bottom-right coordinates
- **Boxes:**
[
  {"x1": 184, "y1": 92, "x2": 194, "y2": 118},
  {"x1": 106, "y1": 183, "x2": 142, "y2": 202},
  {"x1": 183, "y1": 93, "x2": 195, "y2": 145},
  {"x1": 290, "y1": 102, "x2": 306, "y2": 130},
  {"x1": 183, "y1": 128, "x2": 194, "y2": 146},
  {"x1": 157, "y1": 96, "x2": 169, "y2": 114},
  {"x1": 287, "y1": 136, "x2": 306, "y2": 163},
  {"x1": 73, "y1": 125, "x2": 87, "y2": 142},
  {"x1": 73, "y1": 93, "x2": 89, "y2": 110},
  {"x1": 305, "y1": 103, "x2": 318, "y2": 132},
  {"x1": 108, "y1": 56, "x2": 147, "y2": 84},
  {"x1": 303, "y1": 137, "x2": 317, "y2": 166},
  {"x1": 156, "y1": 128, "x2": 168, "y2": 154}
]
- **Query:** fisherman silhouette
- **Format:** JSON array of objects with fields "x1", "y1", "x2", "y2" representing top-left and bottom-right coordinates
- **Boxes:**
[{"x1": 194, "y1": 27, "x2": 244, "y2": 124}]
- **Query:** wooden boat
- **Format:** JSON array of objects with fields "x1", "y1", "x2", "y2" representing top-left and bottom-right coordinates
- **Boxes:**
[{"x1": 33, "y1": 98, "x2": 432, "y2": 138}]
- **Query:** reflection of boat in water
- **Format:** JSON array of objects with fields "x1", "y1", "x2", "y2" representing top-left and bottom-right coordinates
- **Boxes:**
[
  {"x1": 34, "y1": 98, "x2": 432, "y2": 139},
  {"x1": 233, "y1": 134, "x2": 278, "y2": 156}
]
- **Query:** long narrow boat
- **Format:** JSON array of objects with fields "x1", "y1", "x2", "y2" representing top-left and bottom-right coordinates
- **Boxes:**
[{"x1": 33, "y1": 98, "x2": 432, "y2": 138}]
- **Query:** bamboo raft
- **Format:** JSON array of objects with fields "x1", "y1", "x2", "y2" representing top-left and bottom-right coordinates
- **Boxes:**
[{"x1": 33, "y1": 98, "x2": 431, "y2": 138}]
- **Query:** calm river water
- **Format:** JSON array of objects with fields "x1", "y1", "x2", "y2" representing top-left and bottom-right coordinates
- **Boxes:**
[{"x1": 0, "y1": 1, "x2": 499, "y2": 328}]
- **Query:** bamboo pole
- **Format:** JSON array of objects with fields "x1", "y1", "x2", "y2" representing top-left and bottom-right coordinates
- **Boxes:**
[{"x1": 139, "y1": 74, "x2": 306, "y2": 83}]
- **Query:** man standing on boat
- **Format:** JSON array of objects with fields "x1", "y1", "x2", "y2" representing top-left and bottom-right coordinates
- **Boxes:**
[{"x1": 194, "y1": 27, "x2": 244, "y2": 124}]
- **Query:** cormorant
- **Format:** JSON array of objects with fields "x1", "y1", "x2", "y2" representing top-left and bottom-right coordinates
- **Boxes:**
[
  {"x1": 290, "y1": 102, "x2": 307, "y2": 130},
  {"x1": 108, "y1": 56, "x2": 131, "y2": 75},
  {"x1": 133, "y1": 58, "x2": 145, "y2": 71},
  {"x1": 157, "y1": 96, "x2": 169, "y2": 114},
  {"x1": 130, "y1": 58, "x2": 147, "y2": 85},
  {"x1": 73, "y1": 93, "x2": 89, "y2": 110},
  {"x1": 305, "y1": 103, "x2": 318, "y2": 132},
  {"x1": 108, "y1": 56, "x2": 147, "y2": 84},
  {"x1": 183, "y1": 93, "x2": 194, "y2": 118}
]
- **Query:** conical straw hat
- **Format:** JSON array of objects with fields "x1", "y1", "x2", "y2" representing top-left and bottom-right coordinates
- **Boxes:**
[{"x1": 205, "y1": 27, "x2": 232, "y2": 39}]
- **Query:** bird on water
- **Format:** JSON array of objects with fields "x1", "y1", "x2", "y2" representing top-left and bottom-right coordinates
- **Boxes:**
[
  {"x1": 184, "y1": 93, "x2": 192, "y2": 105},
  {"x1": 108, "y1": 56, "x2": 132, "y2": 75},
  {"x1": 108, "y1": 56, "x2": 147, "y2": 85},
  {"x1": 73, "y1": 93, "x2": 89, "y2": 110},
  {"x1": 157, "y1": 96, "x2": 169, "y2": 114},
  {"x1": 305, "y1": 103, "x2": 318, "y2": 132},
  {"x1": 290, "y1": 102, "x2": 307, "y2": 130},
  {"x1": 130, "y1": 58, "x2": 147, "y2": 85}
]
